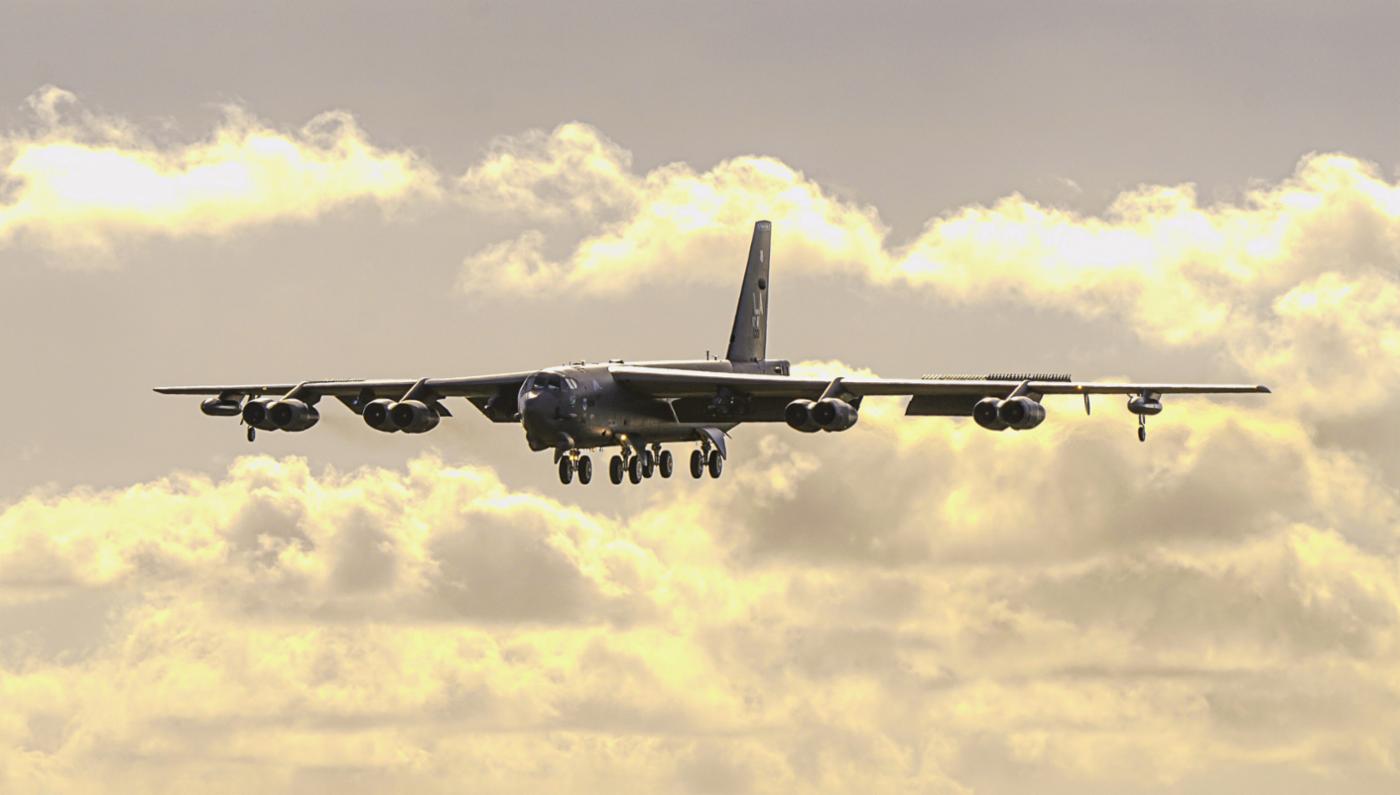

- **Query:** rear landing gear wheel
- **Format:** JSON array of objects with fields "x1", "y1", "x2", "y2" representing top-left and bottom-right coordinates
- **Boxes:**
[
  {"x1": 658, "y1": 450, "x2": 674, "y2": 478},
  {"x1": 628, "y1": 455, "x2": 643, "y2": 484},
  {"x1": 707, "y1": 450, "x2": 723, "y2": 479},
  {"x1": 247, "y1": 427, "x2": 256, "y2": 443},
  {"x1": 558, "y1": 456, "x2": 574, "y2": 485},
  {"x1": 609, "y1": 455, "x2": 625, "y2": 485},
  {"x1": 690, "y1": 449, "x2": 705, "y2": 479},
  {"x1": 577, "y1": 455, "x2": 592, "y2": 484},
  {"x1": 641, "y1": 449, "x2": 655, "y2": 478}
]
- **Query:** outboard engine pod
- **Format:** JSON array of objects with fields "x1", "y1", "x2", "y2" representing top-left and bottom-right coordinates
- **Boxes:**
[
  {"x1": 997, "y1": 396, "x2": 1046, "y2": 430},
  {"x1": 973, "y1": 397, "x2": 1008, "y2": 431},
  {"x1": 362, "y1": 398, "x2": 399, "y2": 432},
  {"x1": 811, "y1": 398, "x2": 858, "y2": 432},
  {"x1": 241, "y1": 398, "x2": 279, "y2": 431},
  {"x1": 784, "y1": 399, "x2": 821, "y2": 433},
  {"x1": 390, "y1": 400, "x2": 441, "y2": 434},
  {"x1": 200, "y1": 397, "x2": 242, "y2": 417},
  {"x1": 269, "y1": 398, "x2": 319, "y2": 432}
]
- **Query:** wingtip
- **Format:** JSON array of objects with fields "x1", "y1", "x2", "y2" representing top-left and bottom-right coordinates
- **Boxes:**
[{"x1": 1257, "y1": 385, "x2": 1272, "y2": 393}]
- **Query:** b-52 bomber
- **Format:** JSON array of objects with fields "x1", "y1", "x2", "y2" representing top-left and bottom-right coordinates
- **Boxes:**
[{"x1": 157, "y1": 221, "x2": 1270, "y2": 485}]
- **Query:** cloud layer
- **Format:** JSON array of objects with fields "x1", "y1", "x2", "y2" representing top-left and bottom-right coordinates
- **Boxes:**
[{"x1": 0, "y1": 87, "x2": 438, "y2": 256}]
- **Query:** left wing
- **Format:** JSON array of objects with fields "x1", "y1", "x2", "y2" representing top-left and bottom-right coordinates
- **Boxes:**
[{"x1": 610, "y1": 365, "x2": 1268, "y2": 436}]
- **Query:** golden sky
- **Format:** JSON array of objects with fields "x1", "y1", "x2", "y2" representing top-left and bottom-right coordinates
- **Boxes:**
[{"x1": 1, "y1": 2, "x2": 1399, "y2": 793}]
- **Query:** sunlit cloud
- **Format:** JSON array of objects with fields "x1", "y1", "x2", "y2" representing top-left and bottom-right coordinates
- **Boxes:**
[{"x1": 0, "y1": 86, "x2": 439, "y2": 257}]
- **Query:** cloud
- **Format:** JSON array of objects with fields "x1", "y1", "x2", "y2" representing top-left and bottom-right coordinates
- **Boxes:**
[
  {"x1": 2, "y1": 409, "x2": 1398, "y2": 793},
  {"x1": 0, "y1": 86, "x2": 439, "y2": 256},
  {"x1": 457, "y1": 125, "x2": 1400, "y2": 428}
]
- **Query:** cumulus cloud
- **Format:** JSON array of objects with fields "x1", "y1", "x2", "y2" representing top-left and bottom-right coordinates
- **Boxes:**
[
  {"x1": 3, "y1": 394, "x2": 1399, "y2": 794},
  {"x1": 0, "y1": 86, "x2": 439, "y2": 256}
]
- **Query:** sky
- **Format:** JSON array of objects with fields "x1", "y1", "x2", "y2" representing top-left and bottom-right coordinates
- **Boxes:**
[{"x1": 1, "y1": 1, "x2": 1399, "y2": 792}]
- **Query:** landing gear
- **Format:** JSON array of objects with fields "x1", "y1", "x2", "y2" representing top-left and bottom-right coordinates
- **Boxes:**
[
  {"x1": 1138, "y1": 415, "x2": 1148, "y2": 443},
  {"x1": 577, "y1": 455, "x2": 592, "y2": 484},
  {"x1": 609, "y1": 455, "x2": 625, "y2": 485},
  {"x1": 558, "y1": 456, "x2": 574, "y2": 484},
  {"x1": 658, "y1": 449, "x2": 674, "y2": 478},
  {"x1": 628, "y1": 455, "x2": 643, "y2": 484},
  {"x1": 690, "y1": 449, "x2": 705, "y2": 479},
  {"x1": 246, "y1": 427, "x2": 256, "y2": 443},
  {"x1": 707, "y1": 449, "x2": 724, "y2": 478},
  {"x1": 640, "y1": 448, "x2": 655, "y2": 478}
]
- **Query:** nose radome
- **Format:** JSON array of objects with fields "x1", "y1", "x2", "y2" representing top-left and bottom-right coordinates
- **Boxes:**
[{"x1": 520, "y1": 391, "x2": 559, "y2": 433}]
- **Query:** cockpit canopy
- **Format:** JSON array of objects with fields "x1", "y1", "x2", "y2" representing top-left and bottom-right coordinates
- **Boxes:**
[{"x1": 521, "y1": 371, "x2": 578, "y2": 397}]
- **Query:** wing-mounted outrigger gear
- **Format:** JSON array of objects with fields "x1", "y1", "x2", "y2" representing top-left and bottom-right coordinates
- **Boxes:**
[
  {"x1": 1127, "y1": 391, "x2": 1163, "y2": 442},
  {"x1": 726, "y1": 220, "x2": 772, "y2": 363}
]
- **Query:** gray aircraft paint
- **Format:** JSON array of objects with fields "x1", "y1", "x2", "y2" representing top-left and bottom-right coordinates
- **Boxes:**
[{"x1": 156, "y1": 222, "x2": 1269, "y2": 482}]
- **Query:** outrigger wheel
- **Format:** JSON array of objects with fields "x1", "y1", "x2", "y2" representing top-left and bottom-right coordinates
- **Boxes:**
[
  {"x1": 609, "y1": 455, "x2": 625, "y2": 485},
  {"x1": 1138, "y1": 414, "x2": 1148, "y2": 443},
  {"x1": 689, "y1": 449, "x2": 705, "y2": 478},
  {"x1": 246, "y1": 427, "x2": 256, "y2": 443}
]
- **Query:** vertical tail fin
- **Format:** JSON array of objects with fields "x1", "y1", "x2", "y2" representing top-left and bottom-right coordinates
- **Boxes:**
[{"x1": 725, "y1": 220, "x2": 771, "y2": 363}]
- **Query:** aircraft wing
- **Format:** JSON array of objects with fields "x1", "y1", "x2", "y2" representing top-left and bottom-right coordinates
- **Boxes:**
[
  {"x1": 610, "y1": 365, "x2": 1270, "y2": 402},
  {"x1": 154, "y1": 371, "x2": 534, "y2": 400}
]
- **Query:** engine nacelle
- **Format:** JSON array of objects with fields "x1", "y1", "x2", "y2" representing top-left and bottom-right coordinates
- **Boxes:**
[
  {"x1": 784, "y1": 399, "x2": 822, "y2": 433},
  {"x1": 810, "y1": 398, "x2": 858, "y2": 432},
  {"x1": 268, "y1": 398, "x2": 320, "y2": 432},
  {"x1": 241, "y1": 398, "x2": 280, "y2": 431},
  {"x1": 973, "y1": 397, "x2": 1008, "y2": 431},
  {"x1": 362, "y1": 398, "x2": 400, "y2": 433},
  {"x1": 200, "y1": 397, "x2": 242, "y2": 417},
  {"x1": 390, "y1": 400, "x2": 441, "y2": 434},
  {"x1": 997, "y1": 396, "x2": 1046, "y2": 430}
]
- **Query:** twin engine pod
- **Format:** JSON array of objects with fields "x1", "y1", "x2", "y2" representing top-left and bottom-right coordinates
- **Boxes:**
[
  {"x1": 785, "y1": 398, "x2": 859, "y2": 433},
  {"x1": 972, "y1": 395, "x2": 1046, "y2": 431},
  {"x1": 362, "y1": 398, "x2": 441, "y2": 434},
  {"x1": 241, "y1": 397, "x2": 320, "y2": 432}
]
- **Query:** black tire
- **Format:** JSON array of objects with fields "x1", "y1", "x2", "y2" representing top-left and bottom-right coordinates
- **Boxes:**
[
  {"x1": 708, "y1": 450, "x2": 723, "y2": 478},
  {"x1": 658, "y1": 450, "x2": 674, "y2": 478},
  {"x1": 690, "y1": 449, "x2": 705, "y2": 478},
  {"x1": 578, "y1": 455, "x2": 592, "y2": 484},
  {"x1": 1138, "y1": 425, "x2": 1147, "y2": 443},
  {"x1": 628, "y1": 455, "x2": 643, "y2": 484},
  {"x1": 246, "y1": 427, "x2": 256, "y2": 442},
  {"x1": 641, "y1": 449, "x2": 655, "y2": 478},
  {"x1": 609, "y1": 455, "x2": 625, "y2": 484},
  {"x1": 558, "y1": 457, "x2": 574, "y2": 485}
]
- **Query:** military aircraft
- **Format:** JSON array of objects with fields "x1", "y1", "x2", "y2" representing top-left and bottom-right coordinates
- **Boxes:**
[{"x1": 157, "y1": 221, "x2": 1270, "y2": 485}]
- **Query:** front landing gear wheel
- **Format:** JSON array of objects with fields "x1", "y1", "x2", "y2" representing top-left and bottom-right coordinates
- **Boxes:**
[
  {"x1": 628, "y1": 455, "x2": 643, "y2": 484},
  {"x1": 577, "y1": 455, "x2": 592, "y2": 484},
  {"x1": 609, "y1": 455, "x2": 625, "y2": 485},
  {"x1": 246, "y1": 427, "x2": 256, "y2": 443},
  {"x1": 707, "y1": 450, "x2": 723, "y2": 479},
  {"x1": 558, "y1": 457, "x2": 574, "y2": 485},
  {"x1": 641, "y1": 449, "x2": 655, "y2": 478},
  {"x1": 658, "y1": 450, "x2": 674, "y2": 478},
  {"x1": 690, "y1": 449, "x2": 705, "y2": 478}
]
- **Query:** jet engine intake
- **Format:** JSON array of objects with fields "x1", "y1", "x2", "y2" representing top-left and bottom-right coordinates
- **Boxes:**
[
  {"x1": 241, "y1": 398, "x2": 280, "y2": 431},
  {"x1": 997, "y1": 396, "x2": 1046, "y2": 430},
  {"x1": 269, "y1": 398, "x2": 319, "y2": 431},
  {"x1": 973, "y1": 397, "x2": 1008, "y2": 431},
  {"x1": 390, "y1": 399, "x2": 441, "y2": 434},
  {"x1": 362, "y1": 398, "x2": 399, "y2": 432},
  {"x1": 200, "y1": 397, "x2": 242, "y2": 417},
  {"x1": 810, "y1": 398, "x2": 858, "y2": 431},
  {"x1": 784, "y1": 399, "x2": 822, "y2": 433}
]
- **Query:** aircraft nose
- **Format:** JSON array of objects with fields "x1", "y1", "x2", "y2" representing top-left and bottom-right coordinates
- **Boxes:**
[{"x1": 520, "y1": 391, "x2": 559, "y2": 435}]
